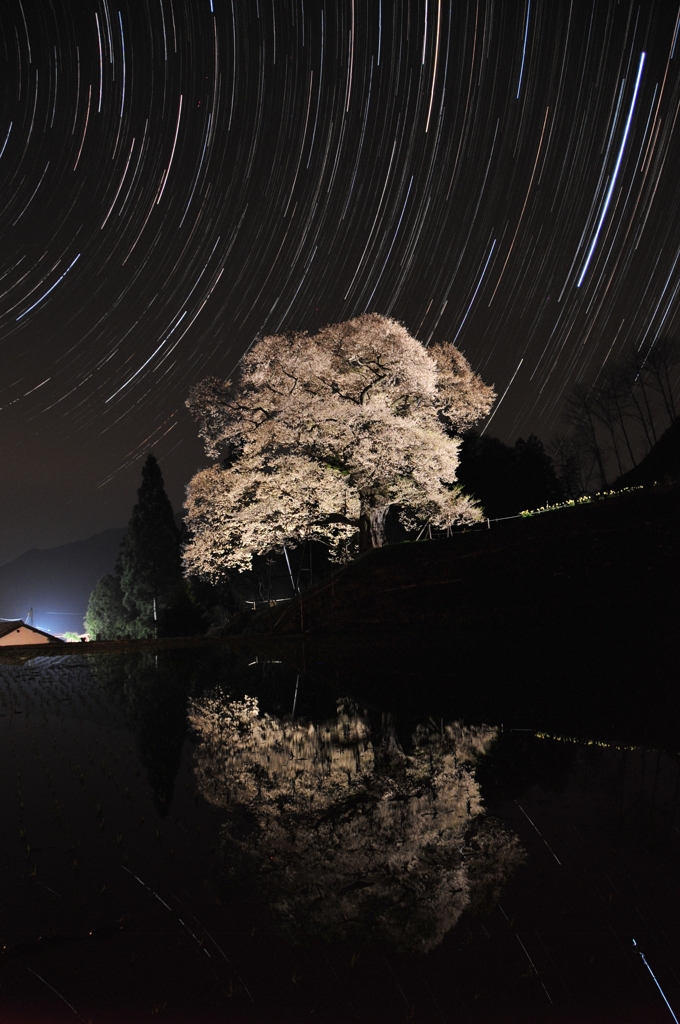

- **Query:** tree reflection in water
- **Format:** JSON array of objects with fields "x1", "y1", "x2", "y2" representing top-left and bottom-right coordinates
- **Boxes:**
[{"x1": 189, "y1": 693, "x2": 525, "y2": 952}]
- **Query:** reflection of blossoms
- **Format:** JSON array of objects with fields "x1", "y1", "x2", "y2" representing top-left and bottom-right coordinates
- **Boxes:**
[{"x1": 188, "y1": 693, "x2": 524, "y2": 952}]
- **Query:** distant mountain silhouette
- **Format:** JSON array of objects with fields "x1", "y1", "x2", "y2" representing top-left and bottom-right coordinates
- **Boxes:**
[
  {"x1": 614, "y1": 416, "x2": 680, "y2": 488},
  {"x1": 0, "y1": 528, "x2": 126, "y2": 634}
]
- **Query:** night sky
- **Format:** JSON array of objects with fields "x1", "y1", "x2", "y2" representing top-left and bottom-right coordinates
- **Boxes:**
[{"x1": 3, "y1": 0, "x2": 680, "y2": 566}]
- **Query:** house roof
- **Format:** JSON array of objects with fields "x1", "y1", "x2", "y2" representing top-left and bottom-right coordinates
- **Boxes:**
[{"x1": 0, "y1": 619, "x2": 66, "y2": 643}]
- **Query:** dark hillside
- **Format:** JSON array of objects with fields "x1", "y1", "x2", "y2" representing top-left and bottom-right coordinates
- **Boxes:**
[
  {"x1": 232, "y1": 485, "x2": 677, "y2": 638},
  {"x1": 0, "y1": 528, "x2": 126, "y2": 634},
  {"x1": 225, "y1": 486, "x2": 679, "y2": 745}
]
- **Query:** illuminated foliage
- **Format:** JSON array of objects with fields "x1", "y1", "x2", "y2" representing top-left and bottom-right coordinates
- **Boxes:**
[
  {"x1": 184, "y1": 314, "x2": 495, "y2": 575},
  {"x1": 84, "y1": 573, "x2": 130, "y2": 640}
]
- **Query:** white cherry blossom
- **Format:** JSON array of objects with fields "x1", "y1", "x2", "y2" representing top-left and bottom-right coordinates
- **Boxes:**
[{"x1": 184, "y1": 314, "x2": 495, "y2": 575}]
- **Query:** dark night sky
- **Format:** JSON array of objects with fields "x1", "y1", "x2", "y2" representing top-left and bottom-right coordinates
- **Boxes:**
[{"x1": 2, "y1": 0, "x2": 680, "y2": 565}]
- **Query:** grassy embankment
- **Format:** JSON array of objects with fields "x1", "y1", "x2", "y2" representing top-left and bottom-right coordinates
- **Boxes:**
[
  {"x1": 227, "y1": 484, "x2": 678, "y2": 638},
  {"x1": 223, "y1": 483, "x2": 679, "y2": 747}
]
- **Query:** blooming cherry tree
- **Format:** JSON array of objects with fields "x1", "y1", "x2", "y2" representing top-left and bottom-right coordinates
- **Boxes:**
[{"x1": 184, "y1": 314, "x2": 495, "y2": 575}]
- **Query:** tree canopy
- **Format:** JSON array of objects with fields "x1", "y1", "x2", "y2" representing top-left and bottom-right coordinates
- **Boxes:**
[
  {"x1": 184, "y1": 314, "x2": 495, "y2": 576},
  {"x1": 84, "y1": 572, "x2": 129, "y2": 640}
]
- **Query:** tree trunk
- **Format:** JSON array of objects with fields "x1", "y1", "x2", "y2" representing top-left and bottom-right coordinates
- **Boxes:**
[{"x1": 359, "y1": 506, "x2": 389, "y2": 552}]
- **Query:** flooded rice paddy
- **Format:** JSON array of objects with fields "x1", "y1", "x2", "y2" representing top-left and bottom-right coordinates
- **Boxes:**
[{"x1": 1, "y1": 645, "x2": 680, "y2": 1023}]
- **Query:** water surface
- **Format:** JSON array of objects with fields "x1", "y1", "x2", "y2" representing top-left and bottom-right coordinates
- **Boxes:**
[{"x1": 2, "y1": 644, "x2": 679, "y2": 1023}]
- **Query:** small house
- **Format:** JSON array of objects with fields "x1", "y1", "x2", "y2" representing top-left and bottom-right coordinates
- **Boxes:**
[{"x1": 0, "y1": 619, "x2": 66, "y2": 647}]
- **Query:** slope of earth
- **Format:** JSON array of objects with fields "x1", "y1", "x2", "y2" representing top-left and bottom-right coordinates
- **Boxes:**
[
  {"x1": 231, "y1": 485, "x2": 677, "y2": 637},
  {"x1": 224, "y1": 486, "x2": 679, "y2": 745}
]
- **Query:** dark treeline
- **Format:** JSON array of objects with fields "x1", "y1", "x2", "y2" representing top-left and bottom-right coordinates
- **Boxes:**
[
  {"x1": 552, "y1": 336, "x2": 680, "y2": 494},
  {"x1": 457, "y1": 432, "x2": 563, "y2": 519}
]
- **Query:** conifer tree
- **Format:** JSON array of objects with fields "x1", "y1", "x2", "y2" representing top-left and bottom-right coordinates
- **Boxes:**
[
  {"x1": 84, "y1": 573, "x2": 130, "y2": 640},
  {"x1": 118, "y1": 455, "x2": 183, "y2": 636}
]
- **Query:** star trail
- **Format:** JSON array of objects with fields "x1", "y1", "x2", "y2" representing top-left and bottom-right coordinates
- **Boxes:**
[{"x1": 2, "y1": 0, "x2": 680, "y2": 562}]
